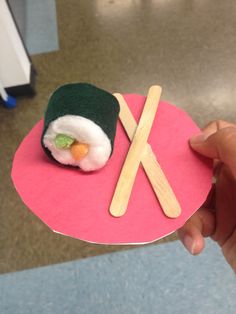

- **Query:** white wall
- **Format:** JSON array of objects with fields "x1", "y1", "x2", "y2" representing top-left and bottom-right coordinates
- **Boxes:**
[
  {"x1": 0, "y1": 0, "x2": 30, "y2": 88},
  {"x1": 8, "y1": 0, "x2": 26, "y2": 38}
]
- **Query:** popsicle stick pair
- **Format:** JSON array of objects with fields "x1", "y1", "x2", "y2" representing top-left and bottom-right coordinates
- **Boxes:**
[{"x1": 109, "y1": 86, "x2": 182, "y2": 218}]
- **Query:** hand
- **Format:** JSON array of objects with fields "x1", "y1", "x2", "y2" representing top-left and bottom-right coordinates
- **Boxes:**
[{"x1": 177, "y1": 120, "x2": 236, "y2": 273}]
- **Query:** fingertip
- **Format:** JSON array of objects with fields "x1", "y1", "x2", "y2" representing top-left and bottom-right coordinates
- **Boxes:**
[
  {"x1": 189, "y1": 134, "x2": 207, "y2": 146},
  {"x1": 182, "y1": 235, "x2": 195, "y2": 254},
  {"x1": 182, "y1": 234, "x2": 204, "y2": 255},
  {"x1": 178, "y1": 222, "x2": 205, "y2": 255},
  {"x1": 191, "y1": 236, "x2": 205, "y2": 255}
]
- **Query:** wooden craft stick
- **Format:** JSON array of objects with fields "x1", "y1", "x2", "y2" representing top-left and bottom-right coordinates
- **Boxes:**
[
  {"x1": 109, "y1": 86, "x2": 162, "y2": 217},
  {"x1": 113, "y1": 93, "x2": 181, "y2": 218}
]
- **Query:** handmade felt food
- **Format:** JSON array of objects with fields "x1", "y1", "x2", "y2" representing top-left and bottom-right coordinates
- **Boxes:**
[
  {"x1": 12, "y1": 87, "x2": 213, "y2": 244},
  {"x1": 41, "y1": 83, "x2": 120, "y2": 171}
]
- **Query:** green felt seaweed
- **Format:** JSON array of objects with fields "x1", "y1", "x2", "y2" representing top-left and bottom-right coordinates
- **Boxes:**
[
  {"x1": 41, "y1": 83, "x2": 120, "y2": 163},
  {"x1": 54, "y1": 134, "x2": 75, "y2": 149}
]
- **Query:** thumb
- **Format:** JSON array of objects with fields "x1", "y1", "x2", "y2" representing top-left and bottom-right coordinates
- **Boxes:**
[{"x1": 190, "y1": 126, "x2": 236, "y2": 179}]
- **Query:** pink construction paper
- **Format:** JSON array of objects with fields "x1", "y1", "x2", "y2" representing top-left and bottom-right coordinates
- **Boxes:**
[{"x1": 11, "y1": 95, "x2": 212, "y2": 244}]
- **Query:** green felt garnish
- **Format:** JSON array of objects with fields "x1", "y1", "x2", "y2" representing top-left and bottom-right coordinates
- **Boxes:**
[{"x1": 54, "y1": 134, "x2": 75, "y2": 149}]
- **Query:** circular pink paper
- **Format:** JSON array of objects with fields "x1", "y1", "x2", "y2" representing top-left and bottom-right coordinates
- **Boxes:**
[{"x1": 12, "y1": 95, "x2": 212, "y2": 244}]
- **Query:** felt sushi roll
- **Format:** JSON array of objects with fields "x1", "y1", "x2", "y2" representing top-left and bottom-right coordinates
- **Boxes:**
[{"x1": 41, "y1": 83, "x2": 120, "y2": 171}]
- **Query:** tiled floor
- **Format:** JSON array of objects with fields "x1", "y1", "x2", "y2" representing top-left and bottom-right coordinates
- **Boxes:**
[{"x1": 1, "y1": 0, "x2": 236, "y2": 273}]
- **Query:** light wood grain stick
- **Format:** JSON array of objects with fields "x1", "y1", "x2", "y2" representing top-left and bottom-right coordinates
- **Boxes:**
[
  {"x1": 109, "y1": 86, "x2": 162, "y2": 217},
  {"x1": 113, "y1": 93, "x2": 181, "y2": 218}
]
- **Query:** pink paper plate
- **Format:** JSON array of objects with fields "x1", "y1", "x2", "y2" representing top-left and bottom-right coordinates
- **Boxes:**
[{"x1": 11, "y1": 94, "x2": 212, "y2": 244}]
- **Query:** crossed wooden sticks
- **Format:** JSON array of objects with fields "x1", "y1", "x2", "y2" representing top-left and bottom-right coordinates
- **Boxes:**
[{"x1": 109, "y1": 86, "x2": 181, "y2": 218}]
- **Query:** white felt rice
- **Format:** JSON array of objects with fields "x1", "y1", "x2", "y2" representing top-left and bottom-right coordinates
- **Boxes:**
[{"x1": 43, "y1": 115, "x2": 112, "y2": 171}]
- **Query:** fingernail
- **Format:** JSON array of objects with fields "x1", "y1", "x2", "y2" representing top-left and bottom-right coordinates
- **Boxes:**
[
  {"x1": 190, "y1": 134, "x2": 207, "y2": 145},
  {"x1": 183, "y1": 235, "x2": 196, "y2": 255}
]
